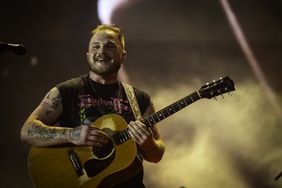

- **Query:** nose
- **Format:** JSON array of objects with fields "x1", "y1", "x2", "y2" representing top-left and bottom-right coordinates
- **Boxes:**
[{"x1": 97, "y1": 45, "x2": 106, "y2": 55}]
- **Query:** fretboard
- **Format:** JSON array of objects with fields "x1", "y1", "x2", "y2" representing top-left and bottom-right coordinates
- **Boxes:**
[{"x1": 113, "y1": 91, "x2": 201, "y2": 145}]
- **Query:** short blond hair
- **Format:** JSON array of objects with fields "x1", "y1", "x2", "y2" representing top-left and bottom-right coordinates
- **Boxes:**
[{"x1": 91, "y1": 24, "x2": 125, "y2": 50}]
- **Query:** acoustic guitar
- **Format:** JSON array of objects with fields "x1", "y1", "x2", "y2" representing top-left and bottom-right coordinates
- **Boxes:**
[{"x1": 28, "y1": 76, "x2": 235, "y2": 188}]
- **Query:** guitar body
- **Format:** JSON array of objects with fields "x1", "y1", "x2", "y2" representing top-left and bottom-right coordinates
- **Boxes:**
[{"x1": 28, "y1": 114, "x2": 142, "y2": 188}]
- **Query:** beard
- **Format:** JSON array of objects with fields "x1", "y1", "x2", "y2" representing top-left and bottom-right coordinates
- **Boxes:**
[{"x1": 87, "y1": 60, "x2": 121, "y2": 76}]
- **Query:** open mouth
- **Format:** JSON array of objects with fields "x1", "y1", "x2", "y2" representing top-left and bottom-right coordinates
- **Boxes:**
[{"x1": 95, "y1": 56, "x2": 112, "y2": 64}]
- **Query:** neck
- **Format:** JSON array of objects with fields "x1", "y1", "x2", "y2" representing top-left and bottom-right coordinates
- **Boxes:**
[{"x1": 89, "y1": 71, "x2": 119, "y2": 85}]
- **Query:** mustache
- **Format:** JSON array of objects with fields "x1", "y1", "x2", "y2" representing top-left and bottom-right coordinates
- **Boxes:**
[{"x1": 95, "y1": 54, "x2": 112, "y2": 61}]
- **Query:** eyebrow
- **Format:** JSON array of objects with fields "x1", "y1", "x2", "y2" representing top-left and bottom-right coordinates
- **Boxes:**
[
  {"x1": 91, "y1": 42, "x2": 100, "y2": 45},
  {"x1": 91, "y1": 40, "x2": 116, "y2": 44}
]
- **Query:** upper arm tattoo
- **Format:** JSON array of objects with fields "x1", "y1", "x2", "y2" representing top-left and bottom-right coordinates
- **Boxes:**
[
  {"x1": 31, "y1": 88, "x2": 63, "y2": 124},
  {"x1": 41, "y1": 88, "x2": 62, "y2": 115},
  {"x1": 43, "y1": 92, "x2": 62, "y2": 109}
]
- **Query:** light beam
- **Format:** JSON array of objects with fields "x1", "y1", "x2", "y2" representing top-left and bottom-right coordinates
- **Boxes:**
[{"x1": 219, "y1": 0, "x2": 282, "y2": 116}]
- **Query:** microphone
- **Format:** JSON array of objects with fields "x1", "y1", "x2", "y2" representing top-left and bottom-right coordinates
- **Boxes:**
[{"x1": 0, "y1": 42, "x2": 26, "y2": 55}]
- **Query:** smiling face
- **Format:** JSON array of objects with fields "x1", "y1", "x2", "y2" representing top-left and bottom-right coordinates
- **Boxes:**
[{"x1": 87, "y1": 29, "x2": 126, "y2": 76}]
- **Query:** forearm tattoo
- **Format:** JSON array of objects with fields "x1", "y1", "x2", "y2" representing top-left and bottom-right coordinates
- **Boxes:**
[
  {"x1": 69, "y1": 127, "x2": 81, "y2": 140},
  {"x1": 27, "y1": 124, "x2": 63, "y2": 140}
]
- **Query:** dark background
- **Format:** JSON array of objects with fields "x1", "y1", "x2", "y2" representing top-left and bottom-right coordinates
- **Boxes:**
[{"x1": 0, "y1": 0, "x2": 281, "y2": 187}]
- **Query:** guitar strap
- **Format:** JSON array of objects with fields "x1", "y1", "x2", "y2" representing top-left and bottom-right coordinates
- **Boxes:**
[
  {"x1": 122, "y1": 83, "x2": 142, "y2": 121},
  {"x1": 122, "y1": 83, "x2": 144, "y2": 162}
]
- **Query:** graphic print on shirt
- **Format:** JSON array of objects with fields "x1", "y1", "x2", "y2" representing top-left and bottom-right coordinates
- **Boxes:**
[{"x1": 78, "y1": 94, "x2": 135, "y2": 124}]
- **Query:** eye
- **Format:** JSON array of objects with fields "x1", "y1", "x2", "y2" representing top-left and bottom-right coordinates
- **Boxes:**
[
  {"x1": 106, "y1": 43, "x2": 116, "y2": 49},
  {"x1": 92, "y1": 44, "x2": 100, "y2": 50}
]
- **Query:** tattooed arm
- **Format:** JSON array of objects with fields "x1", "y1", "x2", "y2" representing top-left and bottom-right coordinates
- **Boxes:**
[
  {"x1": 21, "y1": 87, "x2": 69, "y2": 146},
  {"x1": 20, "y1": 87, "x2": 108, "y2": 147}
]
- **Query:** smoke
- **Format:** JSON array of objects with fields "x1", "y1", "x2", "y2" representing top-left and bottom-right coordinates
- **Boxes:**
[{"x1": 143, "y1": 80, "x2": 282, "y2": 188}]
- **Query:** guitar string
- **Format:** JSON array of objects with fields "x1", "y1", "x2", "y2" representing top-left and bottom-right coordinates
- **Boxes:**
[{"x1": 75, "y1": 147, "x2": 93, "y2": 160}]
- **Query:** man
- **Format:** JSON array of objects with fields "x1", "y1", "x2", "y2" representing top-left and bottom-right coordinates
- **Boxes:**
[{"x1": 21, "y1": 24, "x2": 165, "y2": 187}]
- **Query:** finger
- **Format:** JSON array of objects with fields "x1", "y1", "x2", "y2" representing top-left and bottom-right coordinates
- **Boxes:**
[
  {"x1": 135, "y1": 121, "x2": 151, "y2": 136},
  {"x1": 88, "y1": 129, "x2": 108, "y2": 140},
  {"x1": 128, "y1": 129, "x2": 140, "y2": 144},
  {"x1": 86, "y1": 140, "x2": 103, "y2": 147},
  {"x1": 89, "y1": 129, "x2": 108, "y2": 137},
  {"x1": 88, "y1": 135, "x2": 108, "y2": 143},
  {"x1": 128, "y1": 122, "x2": 143, "y2": 141},
  {"x1": 129, "y1": 122, "x2": 151, "y2": 145},
  {"x1": 130, "y1": 121, "x2": 149, "y2": 139},
  {"x1": 88, "y1": 135, "x2": 109, "y2": 144}
]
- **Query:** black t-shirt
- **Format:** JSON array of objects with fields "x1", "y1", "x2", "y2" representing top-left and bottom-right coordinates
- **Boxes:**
[{"x1": 56, "y1": 74, "x2": 151, "y2": 188}]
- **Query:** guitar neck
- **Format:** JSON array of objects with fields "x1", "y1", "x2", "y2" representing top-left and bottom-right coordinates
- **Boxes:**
[
  {"x1": 113, "y1": 76, "x2": 235, "y2": 144},
  {"x1": 141, "y1": 91, "x2": 201, "y2": 127},
  {"x1": 113, "y1": 91, "x2": 201, "y2": 145}
]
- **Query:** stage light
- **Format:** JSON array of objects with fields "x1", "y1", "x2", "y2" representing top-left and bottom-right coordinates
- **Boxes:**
[{"x1": 97, "y1": 0, "x2": 128, "y2": 24}]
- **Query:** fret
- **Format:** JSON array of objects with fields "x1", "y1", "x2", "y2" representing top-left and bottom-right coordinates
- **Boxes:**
[
  {"x1": 160, "y1": 110, "x2": 166, "y2": 118},
  {"x1": 152, "y1": 113, "x2": 160, "y2": 122},
  {"x1": 113, "y1": 129, "x2": 130, "y2": 145},
  {"x1": 125, "y1": 130, "x2": 131, "y2": 139},
  {"x1": 156, "y1": 112, "x2": 165, "y2": 121},
  {"x1": 162, "y1": 108, "x2": 171, "y2": 117},
  {"x1": 177, "y1": 102, "x2": 182, "y2": 109},
  {"x1": 149, "y1": 116, "x2": 156, "y2": 124},
  {"x1": 172, "y1": 103, "x2": 181, "y2": 112},
  {"x1": 148, "y1": 118, "x2": 154, "y2": 126},
  {"x1": 189, "y1": 95, "x2": 194, "y2": 102},
  {"x1": 183, "y1": 97, "x2": 188, "y2": 105},
  {"x1": 123, "y1": 131, "x2": 128, "y2": 140},
  {"x1": 142, "y1": 118, "x2": 152, "y2": 127},
  {"x1": 183, "y1": 96, "x2": 191, "y2": 106},
  {"x1": 168, "y1": 105, "x2": 175, "y2": 113},
  {"x1": 179, "y1": 100, "x2": 186, "y2": 108},
  {"x1": 142, "y1": 116, "x2": 155, "y2": 127}
]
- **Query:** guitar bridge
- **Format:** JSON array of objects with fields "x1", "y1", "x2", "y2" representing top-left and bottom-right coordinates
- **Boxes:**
[{"x1": 68, "y1": 149, "x2": 83, "y2": 177}]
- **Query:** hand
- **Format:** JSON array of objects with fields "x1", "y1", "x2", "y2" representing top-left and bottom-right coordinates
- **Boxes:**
[
  {"x1": 128, "y1": 121, "x2": 154, "y2": 146},
  {"x1": 68, "y1": 125, "x2": 109, "y2": 147}
]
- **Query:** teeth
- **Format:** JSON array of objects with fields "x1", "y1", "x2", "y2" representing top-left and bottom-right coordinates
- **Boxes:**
[
  {"x1": 96, "y1": 57, "x2": 112, "y2": 63},
  {"x1": 96, "y1": 57, "x2": 106, "y2": 62}
]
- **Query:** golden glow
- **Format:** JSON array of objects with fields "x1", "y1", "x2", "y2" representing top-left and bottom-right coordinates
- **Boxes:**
[{"x1": 143, "y1": 81, "x2": 282, "y2": 188}]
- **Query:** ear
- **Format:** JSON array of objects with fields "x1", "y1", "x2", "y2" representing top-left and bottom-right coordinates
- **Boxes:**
[
  {"x1": 86, "y1": 52, "x2": 90, "y2": 62},
  {"x1": 121, "y1": 50, "x2": 127, "y2": 64}
]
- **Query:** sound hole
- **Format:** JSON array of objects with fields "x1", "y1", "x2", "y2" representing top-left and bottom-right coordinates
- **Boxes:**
[
  {"x1": 92, "y1": 139, "x2": 114, "y2": 159},
  {"x1": 84, "y1": 140, "x2": 116, "y2": 177}
]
